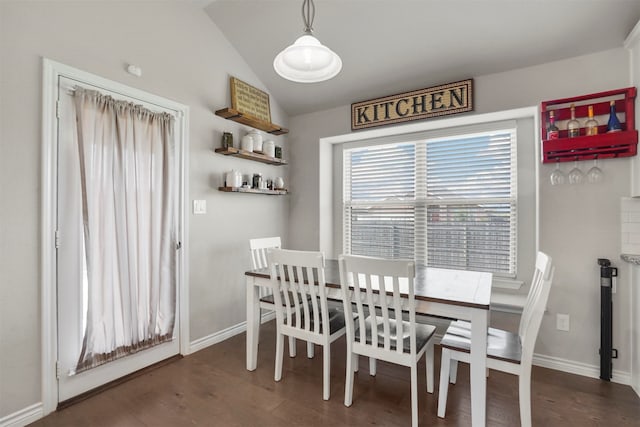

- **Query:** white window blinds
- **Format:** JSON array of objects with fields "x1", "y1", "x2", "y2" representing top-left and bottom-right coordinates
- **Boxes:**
[
  {"x1": 344, "y1": 144, "x2": 415, "y2": 260},
  {"x1": 343, "y1": 127, "x2": 517, "y2": 277}
]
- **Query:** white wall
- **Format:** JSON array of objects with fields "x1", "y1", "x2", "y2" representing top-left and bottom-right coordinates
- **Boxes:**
[
  {"x1": 0, "y1": 1, "x2": 290, "y2": 418},
  {"x1": 289, "y1": 47, "x2": 633, "y2": 379}
]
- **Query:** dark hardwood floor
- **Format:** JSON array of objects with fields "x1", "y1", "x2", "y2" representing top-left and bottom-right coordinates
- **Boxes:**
[{"x1": 31, "y1": 320, "x2": 640, "y2": 426}]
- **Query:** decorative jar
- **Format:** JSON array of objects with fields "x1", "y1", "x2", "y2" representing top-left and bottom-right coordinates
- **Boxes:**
[
  {"x1": 225, "y1": 169, "x2": 242, "y2": 188},
  {"x1": 249, "y1": 129, "x2": 263, "y2": 152},
  {"x1": 263, "y1": 140, "x2": 275, "y2": 158},
  {"x1": 221, "y1": 131, "x2": 233, "y2": 149},
  {"x1": 274, "y1": 177, "x2": 284, "y2": 189},
  {"x1": 241, "y1": 133, "x2": 253, "y2": 152}
]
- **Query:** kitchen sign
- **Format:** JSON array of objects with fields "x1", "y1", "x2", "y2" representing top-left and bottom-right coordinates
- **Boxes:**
[{"x1": 351, "y1": 79, "x2": 473, "y2": 130}]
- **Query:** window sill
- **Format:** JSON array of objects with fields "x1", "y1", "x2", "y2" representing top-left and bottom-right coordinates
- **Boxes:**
[
  {"x1": 491, "y1": 290, "x2": 527, "y2": 314},
  {"x1": 492, "y1": 277, "x2": 523, "y2": 290}
]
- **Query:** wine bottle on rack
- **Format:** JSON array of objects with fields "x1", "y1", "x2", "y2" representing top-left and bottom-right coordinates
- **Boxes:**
[
  {"x1": 585, "y1": 105, "x2": 598, "y2": 136},
  {"x1": 567, "y1": 104, "x2": 580, "y2": 138},
  {"x1": 607, "y1": 100, "x2": 622, "y2": 133},
  {"x1": 547, "y1": 110, "x2": 559, "y2": 140}
]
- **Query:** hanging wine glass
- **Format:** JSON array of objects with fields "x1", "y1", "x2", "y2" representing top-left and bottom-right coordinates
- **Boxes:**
[
  {"x1": 587, "y1": 157, "x2": 603, "y2": 184},
  {"x1": 550, "y1": 160, "x2": 565, "y2": 185},
  {"x1": 568, "y1": 159, "x2": 584, "y2": 185}
]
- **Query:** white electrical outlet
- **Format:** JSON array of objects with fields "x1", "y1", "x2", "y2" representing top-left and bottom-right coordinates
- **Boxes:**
[
  {"x1": 556, "y1": 313, "x2": 570, "y2": 332},
  {"x1": 193, "y1": 199, "x2": 206, "y2": 214}
]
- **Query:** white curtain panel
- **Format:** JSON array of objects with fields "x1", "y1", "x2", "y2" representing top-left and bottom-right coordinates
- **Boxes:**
[{"x1": 73, "y1": 87, "x2": 176, "y2": 372}]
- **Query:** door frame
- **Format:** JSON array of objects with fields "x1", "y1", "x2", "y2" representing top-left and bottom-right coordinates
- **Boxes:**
[{"x1": 40, "y1": 58, "x2": 190, "y2": 415}]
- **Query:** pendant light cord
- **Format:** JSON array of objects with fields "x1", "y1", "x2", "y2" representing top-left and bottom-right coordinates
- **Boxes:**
[{"x1": 302, "y1": 0, "x2": 315, "y2": 34}]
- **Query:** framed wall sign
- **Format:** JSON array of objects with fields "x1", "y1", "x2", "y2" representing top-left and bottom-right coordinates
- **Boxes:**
[
  {"x1": 351, "y1": 79, "x2": 473, "y2": 130},
  {"x1": 230, "y1": 77, "x2": 272, "y2": 123}
]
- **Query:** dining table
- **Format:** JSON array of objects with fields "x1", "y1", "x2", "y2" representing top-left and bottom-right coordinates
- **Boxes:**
[{"x1": 245, "y1": 259, "x2": 492, "y2": 427}]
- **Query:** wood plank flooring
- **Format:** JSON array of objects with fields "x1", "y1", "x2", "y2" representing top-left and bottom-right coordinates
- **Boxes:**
[{"x1": 31, "y1": 320, "x2": 640, "y2": 426}]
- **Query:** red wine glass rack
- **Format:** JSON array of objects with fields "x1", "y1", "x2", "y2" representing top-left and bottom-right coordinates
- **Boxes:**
[{"x1": 540, "y1": 87, "x2": 637, "y2": 163}]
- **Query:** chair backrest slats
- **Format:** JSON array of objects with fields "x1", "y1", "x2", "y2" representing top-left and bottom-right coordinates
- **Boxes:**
[
  {"x1": 378, "y1": 274, "x2": 391, "y2": 351},
  {"x1": 250, "y1": 237, "x2": 282, "y2": 270},
  {"x1": 268, "y1": 249, "x2": 328, "y2": 337},
  {"x1": 339, "y1": 255, "x2": 416, "y2": 355},
  {"x1": 519, "y1": 252, "x2": 554, "y2": 366},
  {"x1": 392, "y1": 275, "x2": 405, "y2": 354},
  {"x1": 518, "y1": 251, "x2": 553, "y2": 339},
  {"x1": 250, "y1": 237, "x2": 282, "y2": 300},
  {"x1": 365, "y1": 273, "x2": 379, "y2": 349},
  {"x1": 351, "y1": 272, "x2": 368, "y2": 348},
  {"x1": 277, "y1": 262, "x2": 293, "y2": 326}
]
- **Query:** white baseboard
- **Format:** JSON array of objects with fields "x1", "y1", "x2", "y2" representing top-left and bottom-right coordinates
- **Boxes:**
[
  {"x1": 533, "y1": 353, "x2": 631, "y2": 385},
  {"x1": 0, "y1": 403, "x2": 43, "y2": 427},
  {"x1": 188, "y1": 311, "x2": 276, "y2": 354}
]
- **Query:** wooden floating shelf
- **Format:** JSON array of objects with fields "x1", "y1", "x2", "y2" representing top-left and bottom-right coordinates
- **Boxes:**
[
  {"x1": 215, "y1": 107, "x2": 289, "y2": 135},
  {"x1": 214, "y1": 147, "x2": 287, "y2": 165},
  {"x1": 218, "y1": 186, "x2": 288, "y2": 195}
]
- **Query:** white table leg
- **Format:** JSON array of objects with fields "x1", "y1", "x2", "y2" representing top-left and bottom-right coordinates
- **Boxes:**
[
  {"x1": 469, "y1": 308, "x2": 488, "y2": 427},
  {"x1": 246, "y1": 275, "x2": 260, "y2": 371}
]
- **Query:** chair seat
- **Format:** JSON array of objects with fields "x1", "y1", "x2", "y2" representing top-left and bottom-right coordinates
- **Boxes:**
[
  {"x1": 439, "y1": 320, "x2": 522, "y2": 364},
  {"x1": 355, "y1": 316, "x2": 436, "y2": 353}
]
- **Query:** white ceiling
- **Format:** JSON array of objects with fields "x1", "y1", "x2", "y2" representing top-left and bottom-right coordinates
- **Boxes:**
[{"x1": 204, "y1": 0, "x2": 640, "y2": 116}]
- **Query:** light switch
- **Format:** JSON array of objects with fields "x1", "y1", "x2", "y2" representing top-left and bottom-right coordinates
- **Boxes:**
[{"x1": 193, "y1": 199, "x2": 206, "y2": 215}]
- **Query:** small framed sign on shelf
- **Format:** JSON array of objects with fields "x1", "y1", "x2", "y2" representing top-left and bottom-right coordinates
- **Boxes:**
[{"x1": 230, "y1": 77, "x2": 272, "y2": 124}]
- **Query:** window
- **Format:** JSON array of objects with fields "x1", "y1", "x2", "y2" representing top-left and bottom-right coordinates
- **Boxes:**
[{"x1": 343, "y1": 126, "x2": 517, "y2": 277}]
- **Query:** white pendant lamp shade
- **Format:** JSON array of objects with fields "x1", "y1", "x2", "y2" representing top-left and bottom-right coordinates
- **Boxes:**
[
  {"x1": 274, "y1": 34, "x2": 342, "y2": 83},
  {"x1": 273, "y1": 0, "x2": 342, "y2": 83}
]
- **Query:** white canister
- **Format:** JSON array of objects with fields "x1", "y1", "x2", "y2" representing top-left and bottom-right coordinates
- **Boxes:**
[
  {"x1": 225, "y1": 169, "x2": 242, "y2": 188},
  {"x1": 263, "y1": 140, "x2": 275, "y2": 158},
  {"x1": 249, "y1": 129, "x2": 263, "y2": 152},
  {"x1": 274, "y1": 177, "x2": 284, "y2": 189},
  {"x1": 241, "y1": 133, "x2": 253, "y2": 152}
]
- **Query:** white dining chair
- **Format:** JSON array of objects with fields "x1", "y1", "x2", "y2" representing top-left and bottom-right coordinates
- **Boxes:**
[
  {"x1": 268, "y1": 248, "x2": 347, "y2": 400},
  {"x1": 338, "y1": 254, "x2": 436, "y2": 427},
  {"x1": 250, "y1": 237, "x2": 310, "y2": 358},
  {"x1": 437, "y1": 251, "x2": 554, "y2": 427}
]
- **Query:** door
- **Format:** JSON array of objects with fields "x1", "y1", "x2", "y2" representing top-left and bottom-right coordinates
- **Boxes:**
[{"x1": 56, "y1": 76, "x2": 181, "y2": 402}]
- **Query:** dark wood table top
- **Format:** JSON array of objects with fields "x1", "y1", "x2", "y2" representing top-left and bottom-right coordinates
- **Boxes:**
[{"x1": 246, "y1": 259, "x2": 491, "y2": 310}]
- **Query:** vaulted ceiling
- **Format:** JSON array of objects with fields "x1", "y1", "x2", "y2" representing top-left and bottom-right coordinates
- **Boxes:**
[{"x1": 204, "y1": 0, "x2": 640, "y2": 116}]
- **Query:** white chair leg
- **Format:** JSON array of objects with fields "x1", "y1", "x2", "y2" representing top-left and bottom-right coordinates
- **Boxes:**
[
  {"x1": 353, "y1": 353, "x2": 359, "y2": 372},
  {"x1": 288, "y1": 337, "x2": 296, "y2": 358},
  {"x1": 410, "y1": 363, "x2": 419, "y2": 427},
  {"x1": 323, "y1": 345, "x2": 331, "y2": 400},
  {"x1": 437, "y1": 348, "x2": 451, "y2": 418},
  {"x1": 307, "y1": 341, "x2": 315, "y2": 359},
  {"x1": 426, "y1": 342, "x2": 434, "y2": 394},
  {"x1": 519, "y1": 370, "x2": 532, "y2": 427},
  {"x1": 344, "y1": 345, "x2": 355, "y2": 407},
  {"x1": 275, "y1": 332, "x2": 285, "y2": 381},
  {"x1": 449, "y1": 359, "x2": 458, "y2": 384},
  {"x1": 369, "y1": 357, "x2": 377, "y2": 376}
]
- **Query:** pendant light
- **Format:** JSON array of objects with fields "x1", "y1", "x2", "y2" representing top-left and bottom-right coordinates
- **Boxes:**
[{"x1": 273, "y1": 0, "x2": 342, "y2": 83}]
